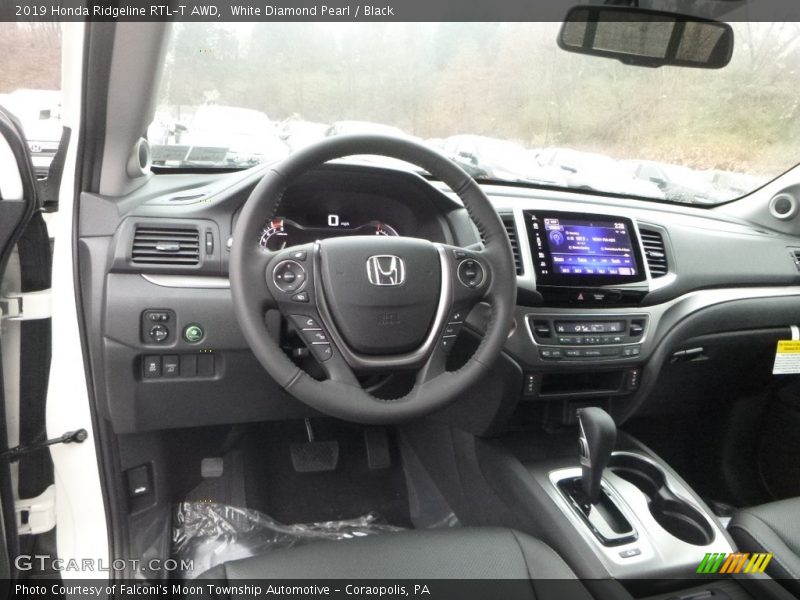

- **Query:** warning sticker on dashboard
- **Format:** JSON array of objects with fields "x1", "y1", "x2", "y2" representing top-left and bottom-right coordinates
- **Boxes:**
[{"x1": 773, "y1": 340, "x2": 800, "y2": 374}]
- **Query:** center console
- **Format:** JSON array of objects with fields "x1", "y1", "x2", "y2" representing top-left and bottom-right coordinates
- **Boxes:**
[
  {"x1": 499, "y1": 209, "x2": 669, "y2": 411},
  {"x1": 540, "y1": 409, "x2": 733, "y2": 580}
]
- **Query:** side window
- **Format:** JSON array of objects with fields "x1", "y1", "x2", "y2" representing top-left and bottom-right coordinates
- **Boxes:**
[{"x1": 0, "y1": 23, "x2": 64, "y2": 210}]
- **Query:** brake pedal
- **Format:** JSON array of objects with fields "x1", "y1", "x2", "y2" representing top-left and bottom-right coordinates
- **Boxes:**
[{"x1": 290, "y1": 419, "x2": 339, "y2": 473}]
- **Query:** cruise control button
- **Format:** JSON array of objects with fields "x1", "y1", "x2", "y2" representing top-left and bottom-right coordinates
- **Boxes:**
[
  {"x1": 289, "y1": 315, "x2": 320, "y2": 329},
  {"x1": 310, "y1": 343, "x2": 333, "y2": 362},
  {"x1": 291, "y1": 292, "x2": 309, "y2": 302},
  {"x1": 302, "y1": 329, "x2": 328, "y2": 344}
]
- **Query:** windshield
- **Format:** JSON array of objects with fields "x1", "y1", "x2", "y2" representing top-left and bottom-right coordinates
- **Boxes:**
[{"x1": 150, "y1": 22, "x2": 798, "y2": 204}]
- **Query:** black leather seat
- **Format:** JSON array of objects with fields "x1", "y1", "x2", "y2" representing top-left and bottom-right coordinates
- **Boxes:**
[
  {"x1": 729, "y1": 498, "x2": 800, "y2": 595},
  {"x1": 200, "y1": 527, "x2": 594, "y2": 599}
]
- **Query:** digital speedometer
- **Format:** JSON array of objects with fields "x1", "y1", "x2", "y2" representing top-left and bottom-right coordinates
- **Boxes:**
[{"x1": 259, "y1": 215, "x2": 399, "y2": 250}]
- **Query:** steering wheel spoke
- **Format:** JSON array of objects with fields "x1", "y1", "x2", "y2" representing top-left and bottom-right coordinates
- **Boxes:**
[{"x1": 437, "y1": 243, "x2": 492, "y2": 304}]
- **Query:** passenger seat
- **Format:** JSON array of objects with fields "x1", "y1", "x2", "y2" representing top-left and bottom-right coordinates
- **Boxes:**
[{"x1": 729, "y1": 498, "x2": 800, "y2": 595}]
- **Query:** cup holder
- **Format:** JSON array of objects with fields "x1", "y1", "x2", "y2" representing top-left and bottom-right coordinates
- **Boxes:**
[{"x1": 609, "y1": 454, "x2": 715, "y2": 546}]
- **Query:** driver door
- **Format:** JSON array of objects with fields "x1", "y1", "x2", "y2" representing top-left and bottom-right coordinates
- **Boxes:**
[{"x1": 0, "y1": 105, "x2": 54, "y2": 587}]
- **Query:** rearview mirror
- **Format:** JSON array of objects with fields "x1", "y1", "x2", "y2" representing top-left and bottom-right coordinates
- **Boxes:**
[{"x1": 558, "y1": 5, "x2": 734, "y2": 69}]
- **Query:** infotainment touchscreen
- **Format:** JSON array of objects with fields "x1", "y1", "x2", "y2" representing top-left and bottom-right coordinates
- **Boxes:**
[{"x1": 523, "y1": 211, "x2": 646, "y2": 287}]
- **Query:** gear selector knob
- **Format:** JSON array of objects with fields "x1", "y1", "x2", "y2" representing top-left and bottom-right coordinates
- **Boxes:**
[{"x1": 577, "y1": 407, "x2": 617, "y2": 504}]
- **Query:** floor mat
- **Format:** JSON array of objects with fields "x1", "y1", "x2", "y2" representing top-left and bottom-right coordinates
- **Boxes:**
[
  {"x1": 173, "y1": 502, "x2": 404, "y2": 579},
  {"x1": 241, "y1": 420, "x2": 413, "y2": 527}
]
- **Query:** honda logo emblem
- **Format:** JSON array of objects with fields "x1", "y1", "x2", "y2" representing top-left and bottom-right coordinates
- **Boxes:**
[{"x1": 366, "y1": 255, "x2": 405, "y2": 286}]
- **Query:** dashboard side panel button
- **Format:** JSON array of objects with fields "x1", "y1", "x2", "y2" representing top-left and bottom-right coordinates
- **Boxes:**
[
  {"x1": 180, "y1": 354, "x2": 198, "y2": 377},
  {"x1": 163, "y1": 355, "x2": 179, "y2": 377},
  {"x1": 149, "y1": 324, "x2": 169, "y2": 343},
  {"x1": 197, "y1": 354, "x2": 215, "y2": 377},
  {"x1": 143, "y1": 356, "x2": 161, "y2": 379}
]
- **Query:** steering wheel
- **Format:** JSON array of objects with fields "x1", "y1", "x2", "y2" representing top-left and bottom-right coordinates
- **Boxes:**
[{"x1": 230, "y1": 135, "x2": 516, "y2": 423}]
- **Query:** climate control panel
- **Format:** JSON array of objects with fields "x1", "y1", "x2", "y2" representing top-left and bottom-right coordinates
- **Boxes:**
[{"x1": 528, "y1": 314, "x2": 648, "y2": 361}]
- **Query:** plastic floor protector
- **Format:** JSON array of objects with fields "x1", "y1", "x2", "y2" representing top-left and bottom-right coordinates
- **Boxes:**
[{"x1": 173, "y1": 502, "x2": 411, "y2": 579}]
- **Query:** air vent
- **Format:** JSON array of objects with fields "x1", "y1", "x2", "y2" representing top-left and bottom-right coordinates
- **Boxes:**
[
  {"x1": 640, "y1": 228, "x2": 668, "y2": 277},
  {"x1": 499, "y1": 213, "x2": 523, "y2": 275},
  {"x1": 789, "y1": 248, "x2": 800, "y2": 272},
  {"x1": 132, "y1": 226, "x2": 200, "y2": 266}
]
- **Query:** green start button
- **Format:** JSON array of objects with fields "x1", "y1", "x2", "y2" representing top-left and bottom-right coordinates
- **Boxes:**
[{"x1": 183, "y1": 324, "x2": 204, "y2": 343}]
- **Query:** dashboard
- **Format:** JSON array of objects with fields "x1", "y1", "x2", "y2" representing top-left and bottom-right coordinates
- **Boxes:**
[
  {"x1": 81, "y1": 161, "x2": 800, "y2": 434},
  {"x1": 259, "y1": 216, "x2": 398, "y2": 250}
]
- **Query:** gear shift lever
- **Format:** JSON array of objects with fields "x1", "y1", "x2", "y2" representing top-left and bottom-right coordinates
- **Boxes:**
[{"x1": 577, "y1": 407, "x2": 616, "y2": 504}]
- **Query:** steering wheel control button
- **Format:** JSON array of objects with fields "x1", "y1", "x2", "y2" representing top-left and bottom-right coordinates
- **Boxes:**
[
  {"x1": 183, "y1": 324, "x2": 205, "y2": 343},
  {"x1": 149, "y1": 324, "x2": 169, "y2": 343},
  {"x1": 310, "y1": 343, "x2": 333, "y2": 362},
  {"x1": 143, "y1": 356, "x2": 161, "y2": 379},
  {"x1": 291, "y1": 250, "x2": 307, "y2": 261},
  {"x1": 441, "y1": 335, "x2": 457, "y2": 351},
  {"x1": 291, "y1": 291, "x2": 309, "y2": 303},
  {"x1": 289, "y1": 315, "x2": 320, "y2": 329},
  {"x1": 448, "y1": 309, "x2": 465, "y2": 323},
  {"x1": 444, "y1": 323, "x2": 461, "y2": 336},
  {"x1": 457, "y1": 258, "x2": 485, "y2": 288},
  {"x1": 302, "y1": 330, "x2": 329, "y2": 344},
  {"x1": 273, "y1": 260, "x2": 306, "y2": 293}
]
